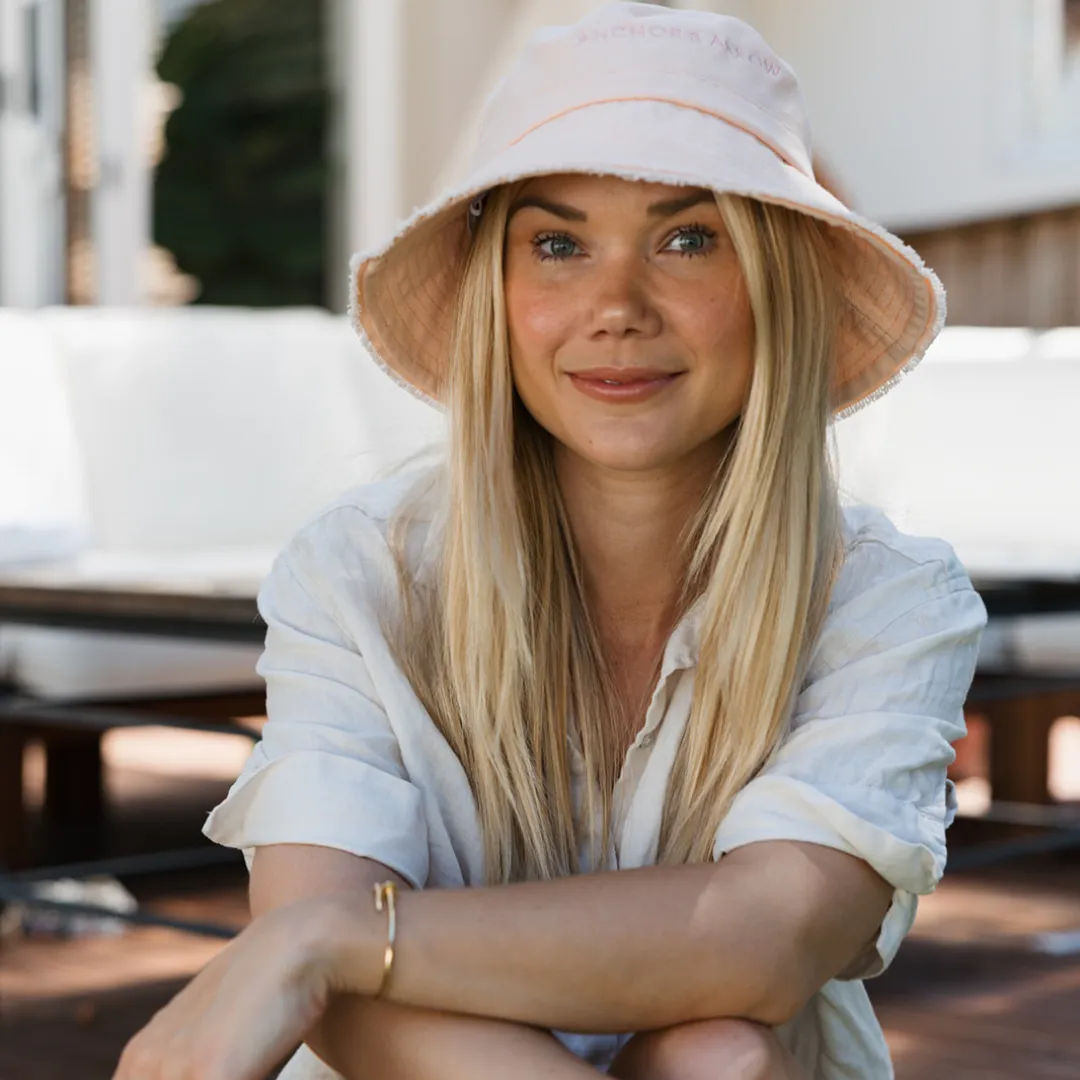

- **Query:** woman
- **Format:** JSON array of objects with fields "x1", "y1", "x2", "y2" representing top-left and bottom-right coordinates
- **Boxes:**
[{"x1": 116, "y1": 5, "x2": 986, "y2": 1079}]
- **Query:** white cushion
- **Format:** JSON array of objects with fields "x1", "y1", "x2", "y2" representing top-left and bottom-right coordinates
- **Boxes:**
[
  {"x1": 0, "y1": 307, "x2": 445, "y2": 700},
  {"x1": 40, "y1": 306, "x2": 445, "y2": 552},
  {"x1": 0, "y1": 310, "x2": 90, "y2": 563},
  {"x1": 2, "y1": 627, "x2": 264, "y2": 701},
  {"x1": 834, "y1": 327, "x2": 1080, "y2": 581}
]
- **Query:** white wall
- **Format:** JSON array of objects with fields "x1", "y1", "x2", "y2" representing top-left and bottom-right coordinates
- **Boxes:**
[
  {"x1": 740, "y1": 0, "x2": 1080, "y2": 229},
  {"x1": 402, "y1": 0, "x2": 524, "y2": 210},
  {"x1": 0, "y1": 0, "x2": 65, "y2": 306},
  {"x1": 333, "y1": 0, "x2": 522, "y2": 244},
  {"x1": 90, "y1": 0, "x2": 154, "y2": 304},
  {"x1": 329, "y1": 0, "x2": 595, "y2": 308}
]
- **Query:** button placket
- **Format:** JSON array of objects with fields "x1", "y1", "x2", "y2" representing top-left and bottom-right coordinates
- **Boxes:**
[{"x1": 616, "y1": 672, "x2": 696, "y2": 868}]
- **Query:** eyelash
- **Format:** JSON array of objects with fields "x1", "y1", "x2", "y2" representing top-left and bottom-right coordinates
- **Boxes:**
[
  {"x1": 531, "y1": 224, "x2": 718, "y2": 262},
  {"x1": 669, "y1": 223, "x2": 717, "y2": 258},
  {"x1": 532, "y1": 232, "x2": 574, "y2": 262}
]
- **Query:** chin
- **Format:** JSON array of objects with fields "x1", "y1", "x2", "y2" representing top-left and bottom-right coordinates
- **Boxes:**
[{"x1": 567, "y1": 437, "x2": 689, "y2": 474}]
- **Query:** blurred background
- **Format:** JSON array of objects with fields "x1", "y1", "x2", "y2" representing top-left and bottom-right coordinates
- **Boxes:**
[
  {"x1": 2, "y1": 2, "x2": 1080, "y2": 1078},
  {"x1": 5, "y1": 0, "x2": 1080, "y2": 317}
]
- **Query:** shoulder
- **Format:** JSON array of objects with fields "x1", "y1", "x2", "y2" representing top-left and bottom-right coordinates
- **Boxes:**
[
  {"x1": 289, "y1": 463, "x2": 440, "y2": 559},
  {"x1": 833, "y1": 502, "x2": 978, "y2": 614},
  {"x1": 261, "y1": 464, "x2": 443, "y2": 624},
  {"x1": 811, "y1": 503, "x2": 988, "y2": 676}
]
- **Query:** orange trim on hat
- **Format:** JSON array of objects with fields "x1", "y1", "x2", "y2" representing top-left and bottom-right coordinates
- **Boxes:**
[{"x1": 505, "y1": 95, "x2": 812, "y2": 177}]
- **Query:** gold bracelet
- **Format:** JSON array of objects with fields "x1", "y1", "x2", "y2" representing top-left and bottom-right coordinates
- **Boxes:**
[{"x1": 372, "y1": 881, "x2": 398, "y2": 998}]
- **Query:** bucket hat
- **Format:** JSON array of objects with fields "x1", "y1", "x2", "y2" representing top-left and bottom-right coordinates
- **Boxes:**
[{"x1": 349, "y1": 1, "x2": 945, "y2": 419}]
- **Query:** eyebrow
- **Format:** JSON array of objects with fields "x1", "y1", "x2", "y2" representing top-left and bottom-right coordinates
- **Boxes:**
[
  {"x1": 508, "y1": 196, "x2": 587, "y2": 222},
  {"x1": 508, "y1": 188, "x2": 715, "y2": 223},
  {"x1": 646, "y1": 190, "x2": 715, "y2": 218}
]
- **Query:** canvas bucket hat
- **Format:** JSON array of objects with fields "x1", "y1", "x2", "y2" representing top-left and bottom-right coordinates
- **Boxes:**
[{"x1": 349, "y1": 1, "x2": 945, "y2": 419}]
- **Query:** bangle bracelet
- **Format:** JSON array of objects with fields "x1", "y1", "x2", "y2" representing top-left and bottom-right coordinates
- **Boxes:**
[{"x1": 372, "y1": 881, "x2": 398, "y2": 998}]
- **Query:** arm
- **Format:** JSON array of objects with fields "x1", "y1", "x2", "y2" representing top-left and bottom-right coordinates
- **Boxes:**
[
  {"x1": 113, "y1": 835, "x2": 888, "y2": 1080},
  {"x1": 309, "y1": 838, "x2": 892, "y2": 1033},
  {"x1": 249, "y1": 844, "x2": 599, "y2": 1080},
  {"x1": 119, "y1": 518, "x2": 983, "y2": 1079},
  {"x1": 290, "y1": 546, "x2": 985, "y2": 1038}
]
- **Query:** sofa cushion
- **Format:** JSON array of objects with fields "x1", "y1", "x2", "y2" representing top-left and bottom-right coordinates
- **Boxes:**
[
  {"x1": 0, "y1": 307, "x2": 444, "y2": 701},
  {"x1": 834, "y1": 327, "x2": 1080, "y2": 675},
  {"x1": 41, "y1": 306, "x2": 445, "y2": 553},
  {"x1": 834, "y1": 328, "x2": 1080, "y2": 581},
  {"x1": 1, "y1": 627, "x2": 264, "y2": 701},
  {"x1": 0, "y1": 311, "x2": 89, "y2": 563}
]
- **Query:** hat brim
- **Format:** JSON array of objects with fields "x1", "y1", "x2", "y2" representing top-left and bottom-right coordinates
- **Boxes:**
[{"x1": 351, "y1": 99, "x2": 944, "y2": 419}]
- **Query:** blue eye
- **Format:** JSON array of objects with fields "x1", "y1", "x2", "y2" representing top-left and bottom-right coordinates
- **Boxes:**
[
  {"x1": 534, "y1": 233, "x2": 580, "y2": 261},
  {"x1": 665, "y1": 225, "x2": 716, "y2": 257}
]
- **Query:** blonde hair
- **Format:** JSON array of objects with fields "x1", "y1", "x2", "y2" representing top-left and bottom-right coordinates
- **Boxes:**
[{"x1": 388, "y1": 183, "x2": 845, "y2": 883}]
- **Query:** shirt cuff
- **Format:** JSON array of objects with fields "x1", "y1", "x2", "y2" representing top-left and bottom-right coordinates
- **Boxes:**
[{"x1": 203, "y1": 747, "x2": 430, "y2": 888}]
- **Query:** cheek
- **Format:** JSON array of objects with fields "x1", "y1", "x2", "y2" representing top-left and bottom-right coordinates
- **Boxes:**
[
  {"x1": 505, "y1": 278, "x2": 581, "y2": 412},
  {"x1": 505, "y1": 276, "x2": 575, "y2": 359},
  {"x1": 681, "y1": 278, "x2": 755, "y2": 364},
  {"x1": 678, "y1": 285, "x2": 756, "y2": 421},
  {"x1": 700, "y1": 274, "x2": 753, "y2": 344}
]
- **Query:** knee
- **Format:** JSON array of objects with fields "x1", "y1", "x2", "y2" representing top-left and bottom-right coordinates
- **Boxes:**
[{"x1": 614, "y1": 1018, "x2": 784, "y2": 1080}]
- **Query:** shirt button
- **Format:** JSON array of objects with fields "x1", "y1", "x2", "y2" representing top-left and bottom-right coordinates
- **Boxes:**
[{"x1": 639, "y1": 731, "x2": 657, "y2": 749}]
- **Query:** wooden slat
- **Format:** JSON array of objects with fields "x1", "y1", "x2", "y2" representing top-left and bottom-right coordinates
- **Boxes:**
[{"x1": 907, "y1": 204, "x2": 1080, "y2": 328}]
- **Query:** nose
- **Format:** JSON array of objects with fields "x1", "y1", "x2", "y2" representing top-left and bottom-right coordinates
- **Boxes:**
[{"x1": 587, "y1": 255, "x2": 662, "y2": 341}]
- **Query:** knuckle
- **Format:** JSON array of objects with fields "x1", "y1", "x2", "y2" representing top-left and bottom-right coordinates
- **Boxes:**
[
  {"x1": 183, "y1": 1041, "x2": 227, "y2": 1080},
  {"x1": 114, "y1": 1020, "x2": 234, "y2": 1080},
  {"x1": 165, "y1": 1046, "x2": 207, "y2": 1080}
]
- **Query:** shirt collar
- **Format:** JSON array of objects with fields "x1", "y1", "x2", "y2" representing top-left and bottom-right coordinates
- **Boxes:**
[{"x1": 659, "y1": 595, "x2": 705, "y2": 680}]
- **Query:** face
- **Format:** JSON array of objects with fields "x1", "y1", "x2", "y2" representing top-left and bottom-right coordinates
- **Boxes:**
[{"x1": 503, "y1": 174, "x2": 755, "y2": 477}]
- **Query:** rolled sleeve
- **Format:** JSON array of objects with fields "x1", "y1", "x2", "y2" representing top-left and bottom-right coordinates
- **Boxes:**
[
  {"x1": 712, "y1": 543, "x2": 987, "y2": 978},
  {"x1": 203, "y1": 546, "x2": 430, "y2": 888}
]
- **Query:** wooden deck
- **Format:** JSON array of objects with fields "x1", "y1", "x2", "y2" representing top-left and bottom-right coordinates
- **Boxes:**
[
  {"x1": 3, "y1": 730, "x2": 1080, "y2": 1078},
  {"x1": 872, "y1": 864, "x2": 1080, "y2": 1079}
]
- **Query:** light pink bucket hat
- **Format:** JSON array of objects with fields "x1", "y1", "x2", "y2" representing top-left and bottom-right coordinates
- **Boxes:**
[{"x1": 349, "y1": 1, "x2": 945, "y2": 420}]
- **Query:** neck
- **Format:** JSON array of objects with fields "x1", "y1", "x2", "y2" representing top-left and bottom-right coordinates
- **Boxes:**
[{"x1": 555, "y1": 439, "x2": 727, "y2": 652}]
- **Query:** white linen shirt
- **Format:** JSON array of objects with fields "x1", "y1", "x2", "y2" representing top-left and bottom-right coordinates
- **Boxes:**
[{"x1": 204, "y1": 468, "x2": 987, "y2": 1079}]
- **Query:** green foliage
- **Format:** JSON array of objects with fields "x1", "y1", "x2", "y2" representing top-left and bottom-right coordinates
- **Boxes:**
[{"x1": 154, "y1": 0, "x2": 328, "y2": 307}]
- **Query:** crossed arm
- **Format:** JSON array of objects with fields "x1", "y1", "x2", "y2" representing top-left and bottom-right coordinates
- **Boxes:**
[
  {"x1": 112, "y1": 839, "x2": 890, "y2": 1078},
  {"x1": 251, "y1": 838, "x2": 892, "y2": 1077}
]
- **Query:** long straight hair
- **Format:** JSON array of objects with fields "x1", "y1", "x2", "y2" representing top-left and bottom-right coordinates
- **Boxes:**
[{"x1": 387, "y1": 183, "x2": 845, "y2": 883}]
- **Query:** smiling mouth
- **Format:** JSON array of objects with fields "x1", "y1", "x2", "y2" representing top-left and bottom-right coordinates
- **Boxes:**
[
  {"x1": 570, "y1": 368, "x2": 683, "y2": 383},
  {"x1": 567, "y1": 368, "x2": 684, "y2": 403}
]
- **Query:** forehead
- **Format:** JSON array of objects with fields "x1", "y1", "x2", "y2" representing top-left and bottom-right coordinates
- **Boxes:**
[{"x1": 517, "y1": 173, "x2": 714, "y2": 206}]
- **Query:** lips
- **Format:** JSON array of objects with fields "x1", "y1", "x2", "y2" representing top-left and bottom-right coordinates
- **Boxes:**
[
  {"x1": 569, "y1": 367, "x2": 681, "y2": 384},
  {"x1": 567, "y1": 367, "x2": 684, "y2": 403}
]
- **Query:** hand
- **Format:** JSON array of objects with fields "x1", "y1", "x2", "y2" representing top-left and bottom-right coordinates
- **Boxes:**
[{"x1": 113, "y1": 895, "x2": 373, "y2": 1080}]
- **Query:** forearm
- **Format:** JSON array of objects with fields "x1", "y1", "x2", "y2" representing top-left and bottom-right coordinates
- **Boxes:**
[
  {"x1": 248, "y1": 846, "x2": 597, "y2": 1078},
  {"x1": 307, "y1": 995, "x2": 597, "y2": 1080},
  {"x1": 331, "y1": 857, "x2": 804, "y2": 1035},
  {"x1": 323, "y1": 842, "x2": 888, "y2": 1037}
]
